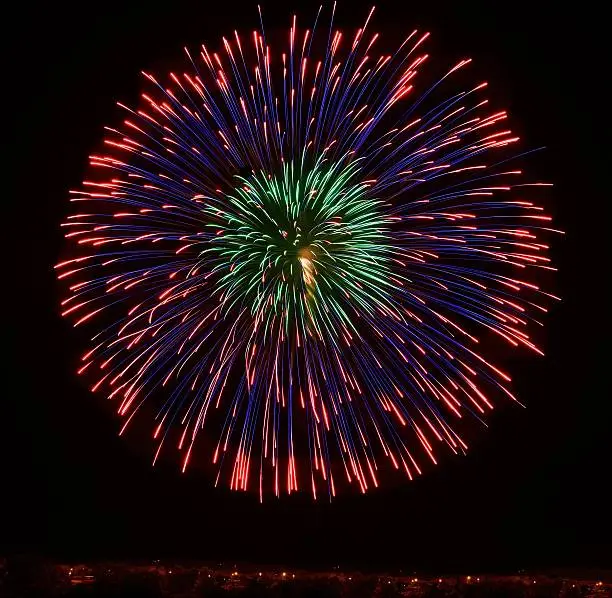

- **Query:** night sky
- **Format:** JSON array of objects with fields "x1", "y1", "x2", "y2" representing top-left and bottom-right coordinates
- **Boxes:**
[{"x1": 5, "y1": 0, "x2": 610, "y2": 573}]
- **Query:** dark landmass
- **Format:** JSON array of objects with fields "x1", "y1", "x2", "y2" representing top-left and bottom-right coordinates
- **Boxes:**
[{"x1": 1, "y1": 557, "x2": 610, "y2": 598}]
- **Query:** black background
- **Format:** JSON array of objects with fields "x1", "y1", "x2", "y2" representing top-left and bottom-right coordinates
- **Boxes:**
[{"x1": 5, "y1": 0, "x2": 610, "y2": 573}]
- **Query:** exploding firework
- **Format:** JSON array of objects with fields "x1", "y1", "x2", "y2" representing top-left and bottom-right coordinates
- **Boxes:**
[{"x1": 57, "y1": 6, "x2": 559, "y2": 499}]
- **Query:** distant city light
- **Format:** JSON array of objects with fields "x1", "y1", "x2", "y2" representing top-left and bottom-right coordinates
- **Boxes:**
[{"x1": 44, "y1": 564, "x2": 610, "y2": 595}]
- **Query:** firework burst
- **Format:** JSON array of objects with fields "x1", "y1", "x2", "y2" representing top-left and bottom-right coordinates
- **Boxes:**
[{"x1": 57, "y1": 6, "x2": 559, "y2": 499}]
